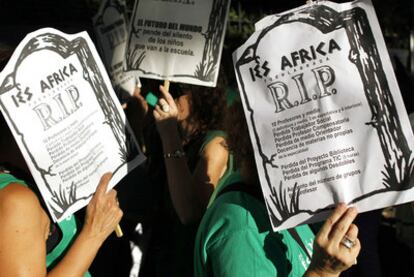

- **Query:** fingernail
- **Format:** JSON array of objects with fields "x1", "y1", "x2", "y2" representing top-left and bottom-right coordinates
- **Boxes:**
[{"x1": 349, "y1": 207, "x2": 358, "y2": 215}]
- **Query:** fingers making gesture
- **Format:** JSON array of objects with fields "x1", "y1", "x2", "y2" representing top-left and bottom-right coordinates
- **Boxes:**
[{"x1": 306, "y1": 203, "x2": 360, "y2": 277}]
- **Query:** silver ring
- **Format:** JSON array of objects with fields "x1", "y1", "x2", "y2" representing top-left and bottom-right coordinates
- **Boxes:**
[
  {"x1": 162, "y1": 104, "x2": 170, "y2": 113},
  {"x1": 340, "y1": 236, "x2": 355, "y2": 249}
]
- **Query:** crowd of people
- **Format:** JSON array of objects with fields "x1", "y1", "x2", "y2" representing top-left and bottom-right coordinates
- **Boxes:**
[
  {"x1": 0, "y1": 39, "x2": 366, "y2": 276},
  {"x1": 1, "y1": 18, "x2": 414, "y2": 277}
]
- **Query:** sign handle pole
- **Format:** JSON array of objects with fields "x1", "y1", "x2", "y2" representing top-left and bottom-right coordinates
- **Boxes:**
[
  {"x1": 115, "y1": 224, "x2": 123, "y2": 237},
  {"x1": 163, "y1": 80, "x2": 170, "y2": 92}
]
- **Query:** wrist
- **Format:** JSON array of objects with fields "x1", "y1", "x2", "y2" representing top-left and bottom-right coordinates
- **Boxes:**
[
  {"x1": 164, "y1": 149, "x2": 186, "y2": 159},
  {"x1": 78, "y1": 227, "x2": 105, "y2": 249},
  {"x1": 305, "y1": 266, "x2": 339, "y2": 277},
  {"x1": 157, "y1": 118, "x2": 179, "y2": 136}
]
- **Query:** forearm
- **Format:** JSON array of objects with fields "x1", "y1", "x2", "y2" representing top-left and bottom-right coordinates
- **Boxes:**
[
  {"x1": 304, "y1": 269, "x2": 339, "y2": 277},
  {"x1": 160, "y1": 126, "x2": 203, "y2": 224},
  {"x1": 48, "y1": 230, "x2": 103, "y2": 277}
]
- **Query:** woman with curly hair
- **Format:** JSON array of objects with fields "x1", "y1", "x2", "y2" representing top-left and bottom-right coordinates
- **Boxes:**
[
  {"x1": 147, "y1": 80, "x2": 234, "y2": 276},
  {"x1": 154, "y1": 83, "x2": 233, "y2": 223}
]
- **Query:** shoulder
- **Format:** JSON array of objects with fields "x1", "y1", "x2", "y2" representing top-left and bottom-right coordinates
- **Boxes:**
[
  {"x1": 0, "y1": 183, "x2": 49, "y2": 276},
  {"x1": 0, "y1": 183, "x2": 45, "y2": 224},
  {"x1": 200, "y1": 190, "x2": 269, "y2": 245},
  {"x1": 197, "y1": 195, "x2": 283, "y2": 276},
  {"x1": 200, "y1": 131, "x2": 227, "y2": 152},
  {"x1": 202, "y1": 136, "x2": 228, "y2": 159}
]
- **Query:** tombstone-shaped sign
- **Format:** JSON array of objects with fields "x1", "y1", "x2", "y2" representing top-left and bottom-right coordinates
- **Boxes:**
[
  {"x1": 0, "y1": 28, "x2": 146, "y2": 222},
  {"x1": 125, "y1": 0, "x2": 230, "y2": 87},
  {"x1": 233, "y1": 0, "x2": 414, "y2": 231},
  {"x1": 93, "y1": 0, "x2": 139, "y2": 104}
]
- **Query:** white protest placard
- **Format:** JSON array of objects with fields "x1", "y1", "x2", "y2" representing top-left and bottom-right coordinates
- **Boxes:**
[
  {"x1": 233, "y1": 0, "x2": 414, "y2": 231},
  {"x1": 125, "y1": 0, "x2": 230, "y2": 87},
  {"x1": 93, "y1": 0, "x2": 139, "y2": 103},
  {"x1": 0, "y1": 28, "x2": 146, "y2": 222}
]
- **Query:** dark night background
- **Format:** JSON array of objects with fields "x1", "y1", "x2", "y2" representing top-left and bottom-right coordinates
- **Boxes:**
[{"x1": 0, "y1": 0, "x2": 412, "y2": 49}]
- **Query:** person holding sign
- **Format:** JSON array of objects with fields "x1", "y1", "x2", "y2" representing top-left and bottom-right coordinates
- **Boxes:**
[
  {"x1": 194, "y1": 99, "x2": 361, "y2": 277},
  {"x1": 0, "y1": 112, "x2": 123, "y2": 276}
]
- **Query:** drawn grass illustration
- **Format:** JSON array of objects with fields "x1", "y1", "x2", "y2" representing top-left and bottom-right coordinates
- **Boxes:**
[
  {"x1": 382, "y1": 155, "x2": 414, "y2": 190},
  {"x1": 266, "y1": 181, "x2": 301, "y2": 226},
  {"x1": 50, "y1": 182, "x2": 77, "y2": 216},
  {"x1": 235, "y1": 4, "x2": 414, "y2": 228},
  {"x1": 126, "y1": 47, "x2": 146, "y2": 70}
]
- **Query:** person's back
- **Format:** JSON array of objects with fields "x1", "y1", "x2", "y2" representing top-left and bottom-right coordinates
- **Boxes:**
[{"x1": 195, "y1": 173, "x2": 314, "y2": 277}]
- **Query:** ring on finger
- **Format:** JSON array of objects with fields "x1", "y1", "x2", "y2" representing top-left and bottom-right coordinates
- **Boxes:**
[
  {"x1": 161, "y1": 104, "x2": 170, "y2": 113},
  {"x1": 340, "y1": 236, "x2": 355, "y2": 249}
]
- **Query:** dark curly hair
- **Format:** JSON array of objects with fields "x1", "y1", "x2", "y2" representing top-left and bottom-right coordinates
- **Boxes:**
[
  {"x1": 175, "y1": 71, "x2": 228, "y2": 136},
  {"x1": 223, "y1": 94, "x2": 259, "y2": 184},
  {"x1": 189, "y1": 84, "x2": 227, "y2": 134}
]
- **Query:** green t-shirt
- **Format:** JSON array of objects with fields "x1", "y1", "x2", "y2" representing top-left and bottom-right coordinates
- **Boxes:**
[
  {"x1": 0, "y1": 173, "x2": 90, "y2": 276},
  {"x1": 194, "y1": 173, "x2": 314, "y2": 277}
]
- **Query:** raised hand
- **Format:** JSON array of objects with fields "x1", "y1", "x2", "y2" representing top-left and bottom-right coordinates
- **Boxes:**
[
  {"x1": 153, "y1": 85, "x2": 179, "y2": 136},
  {"x1": 306, "y1": 203, "x2": 360, "y2": 277}
]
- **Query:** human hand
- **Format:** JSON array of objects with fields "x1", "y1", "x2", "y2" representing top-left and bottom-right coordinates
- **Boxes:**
[
  {"x1": 306, "y1": 203, "x2": 360, "y2": 277},
  {"x1": 153, "y1": 85, "x2": 179, "y2": 136},
  {"x1": 81, "y1": 173, "x2": 123, "y2": 244},
  {"x1": 132, "y1": 86, "x2": 149, "y2": 115}
]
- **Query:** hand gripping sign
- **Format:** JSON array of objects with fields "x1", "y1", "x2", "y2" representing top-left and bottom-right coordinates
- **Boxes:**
[
  {"x1": 233, "y1": 0, "x2": 414, "y2": 231},
  {"x1": 0, "y1": 28, "x2": 146, "y2": 222}
]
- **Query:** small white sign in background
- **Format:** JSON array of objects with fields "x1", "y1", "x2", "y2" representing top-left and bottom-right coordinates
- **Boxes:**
[
  {"x1": 125, "y1": 0, "x2": 230, "y2": 87},
  {"x1": 93, "y1": 0, "x2": 139, "y2": 103}
]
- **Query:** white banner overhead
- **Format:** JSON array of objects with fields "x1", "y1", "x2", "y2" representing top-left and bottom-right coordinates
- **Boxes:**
[
  {"x1": 0, "y1": 28, "x2": 146, "y2": 222},
  {"x1": 93, "y1": 0, "x2": 139, "y2": 103},
  {"x1": 233, "y1": 0, "x2": 414, "y2": 231},
  {"x1": 125, "y1": 0, "x2": 230, "y2": 87}
]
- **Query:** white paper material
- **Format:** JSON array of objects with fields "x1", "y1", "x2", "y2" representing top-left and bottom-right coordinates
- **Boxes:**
[
  {"x1": 93, "y1": 0, "x2": 139, "y2": 103},
  {"x1": 125, "y1": 0, "x2": 230, "y2": 87},
  {"x1": 0, "y1": 28, "x2": 146, "y2": 222},
  {"x1": 233, "y1": 0, "x2": 414, "y2": 231}
]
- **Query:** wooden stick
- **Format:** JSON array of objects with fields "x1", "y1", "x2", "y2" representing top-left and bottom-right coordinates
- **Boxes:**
[
  {"x1": 163, "y1": 80, "x2": 170, "y2": 92},
  {"x1": 115, "y1": 224, "x2": 123, "y2": 237}
]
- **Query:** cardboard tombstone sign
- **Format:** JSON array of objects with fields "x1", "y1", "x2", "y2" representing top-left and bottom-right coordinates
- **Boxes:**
[
  {"x1": 125, "y1": 0, "x2": 230, "y2": 87},
  {"x1": 93, "y1": 0, "x2": 139, "y2": 104},
  {"x1": 233, "y1": 0, "x2": 414, "y2": 231},
  {"x1": 0, "y1": 28, "x2": 146, "y2": 222}
]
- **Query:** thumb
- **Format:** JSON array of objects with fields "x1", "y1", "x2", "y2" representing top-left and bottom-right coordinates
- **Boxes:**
[{"x1": 94, "y1": 172, "x2": 113, "y2": 197}]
